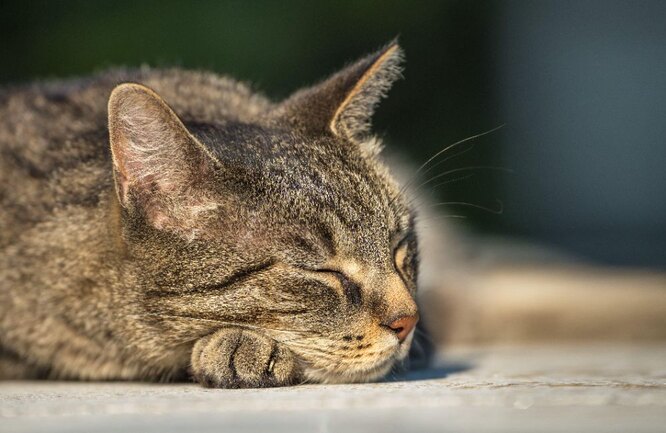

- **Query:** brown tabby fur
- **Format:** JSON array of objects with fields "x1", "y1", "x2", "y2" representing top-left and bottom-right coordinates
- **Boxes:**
[{"x1": 0, "y1": 42, "x2": 420, "y2": 387}]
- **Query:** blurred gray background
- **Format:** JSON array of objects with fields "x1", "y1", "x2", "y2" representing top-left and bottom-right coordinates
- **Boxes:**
[{"x1": 1, "y1": 0, "x2": 664, "y2": 268}]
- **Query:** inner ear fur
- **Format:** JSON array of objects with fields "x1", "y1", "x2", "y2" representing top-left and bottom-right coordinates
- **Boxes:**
[{"x1": 108, "y1": 83, "x2": 218, "y2": 233}]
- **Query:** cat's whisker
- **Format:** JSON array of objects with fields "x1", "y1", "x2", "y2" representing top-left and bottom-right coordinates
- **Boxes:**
[
  {"x1": 417, "y1": 165, "x2": 513, "y2": 191},
  {"x1": 427, "y1": 173, "x2": 477, "y2": 194},
  {"x1": 415, "y1": 124, "x2": 505, "y2": 175},
  {"x1": 414, "y1": 214, "x2": 468, "y2": 225},
  {"x1": 430, "y1": 199, "x2": 504, "y2": 215},
  {"x1": 404, "y1": 173, "x2": 477, "y2": 210},
  {"x1": 392, "y1": 124, "x2": 505, "y2": 203},
  {"x1": 412, "y1": 214, "x2": 469, "y2": 231},
  {"x1": 418, "y1": 142, "x2": 477, "y2": 181}
]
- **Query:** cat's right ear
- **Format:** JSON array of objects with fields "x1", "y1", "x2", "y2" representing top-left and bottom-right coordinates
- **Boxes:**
[
  {"x1": 277, "y1": 41, "x2": 404, "y2": 143},
  {"x1": 108, "y1": 83, "x2": 217, "y2": 234}
]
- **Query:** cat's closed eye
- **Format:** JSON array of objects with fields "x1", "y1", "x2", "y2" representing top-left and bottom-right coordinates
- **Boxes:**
[
  {"x1": 315, "y1": 269, "x2": 363, "y2": 306},
  {"x1": 394, "y1": 237, "x2": 416, "y2": 284}
]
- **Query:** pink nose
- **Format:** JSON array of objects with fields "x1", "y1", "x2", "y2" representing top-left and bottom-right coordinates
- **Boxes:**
[{"x1": 386, "y1": 315, "x2": 419, "y2": 342}]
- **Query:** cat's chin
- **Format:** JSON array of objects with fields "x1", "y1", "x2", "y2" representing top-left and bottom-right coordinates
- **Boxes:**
[
  {"x1": 303, "y1": 354, "x2": 398, "y2": 384},
  {"x1": 302, "y1": 339, "x2": 413, "y2": 384}
]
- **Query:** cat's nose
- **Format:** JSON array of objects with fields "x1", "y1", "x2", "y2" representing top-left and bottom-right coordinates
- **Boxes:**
[{"x1": 385, "y1": 314, "x2": 419, "y2": 342}]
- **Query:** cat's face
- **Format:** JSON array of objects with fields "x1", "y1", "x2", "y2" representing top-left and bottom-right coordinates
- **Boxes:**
[
  {"x1": 109, "y1": 42, "x2": 418, "y2": 383},
  {"x1": 205, "y1": 126, "x2": 419, "y2": 383}
]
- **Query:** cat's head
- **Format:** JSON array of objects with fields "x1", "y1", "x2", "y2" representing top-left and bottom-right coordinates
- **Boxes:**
[{"x1": 108, "y1": 42, "x2": 419, "y2": 383}]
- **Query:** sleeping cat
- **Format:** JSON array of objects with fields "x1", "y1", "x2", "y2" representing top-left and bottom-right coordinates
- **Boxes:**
[{"x1": 0, "y1": 42, "x2": 421, "y2": 387}]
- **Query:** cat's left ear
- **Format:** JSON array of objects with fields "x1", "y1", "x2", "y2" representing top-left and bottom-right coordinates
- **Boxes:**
[
  {"x1": 279, "y1": 40, "x2": 403, "y2": 142},
  {"x1": 108, "y1": 83, "x2": 219, "y2": 237}
]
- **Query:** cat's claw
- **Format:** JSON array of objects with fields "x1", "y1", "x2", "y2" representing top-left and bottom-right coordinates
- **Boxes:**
[{"x1": 190, "y1": 327, "x2": 301, "y2": 388}]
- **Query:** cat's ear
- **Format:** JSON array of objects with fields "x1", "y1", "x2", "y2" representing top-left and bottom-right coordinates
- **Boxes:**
[
  {"x1": 279, "y1": 41, "x2": 404, "y2": 142},
  {"x1": 108, "y1": 83, "x2": 217, "y2": 233}
]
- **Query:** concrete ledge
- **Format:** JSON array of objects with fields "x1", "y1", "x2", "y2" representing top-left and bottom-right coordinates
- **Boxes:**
[{"x1": 1, "y1": 344, "x2": 664, "y2": 432}]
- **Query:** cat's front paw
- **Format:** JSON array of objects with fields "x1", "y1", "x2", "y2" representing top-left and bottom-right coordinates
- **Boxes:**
[{"x1": 190, "y1": 327, "x2": 301, "y2": 388}]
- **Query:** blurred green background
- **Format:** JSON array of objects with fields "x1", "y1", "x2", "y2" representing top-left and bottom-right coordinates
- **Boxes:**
[{"x1": 1, "y1": 1, "x2": 664, "y2": 267}]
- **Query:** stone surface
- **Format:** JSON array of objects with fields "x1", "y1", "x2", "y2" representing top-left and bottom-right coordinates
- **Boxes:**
[{"x1": 1, "y1": 344, "x2": 665, "y2": 432}]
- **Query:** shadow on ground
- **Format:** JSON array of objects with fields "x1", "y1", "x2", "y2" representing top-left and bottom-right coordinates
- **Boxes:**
[
  {"x1": 384, "y1": 319, "x2": 473, "y2": 382},
  {"x1": 385, "y1": 361, "x2": 473, "y2": 382}
]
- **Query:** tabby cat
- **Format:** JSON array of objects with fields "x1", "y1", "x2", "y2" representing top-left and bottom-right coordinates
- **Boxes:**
[{"x1": 0, "y1": 42, "x2": 421, "y2": 387}]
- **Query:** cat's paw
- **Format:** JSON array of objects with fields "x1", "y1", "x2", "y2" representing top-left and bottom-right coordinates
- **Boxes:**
[{"x1": 190, "y1": 327, "x2": 301, "y2": 388}]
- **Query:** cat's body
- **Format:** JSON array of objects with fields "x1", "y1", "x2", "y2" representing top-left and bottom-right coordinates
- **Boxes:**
[
  {"x1": 0, "y1": 43, "x2": 421, "y2": 386},
  {"x1": 0, "y1": 69, "x2": 269, "y2": 381}
]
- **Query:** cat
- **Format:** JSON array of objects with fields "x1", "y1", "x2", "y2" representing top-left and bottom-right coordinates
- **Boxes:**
[
  {"x1": 0, "y1": 41, "x2": 422, "y2": 387},
  {"x1": 4, "y1": 39, "x2": 663, "y2": 389}
]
